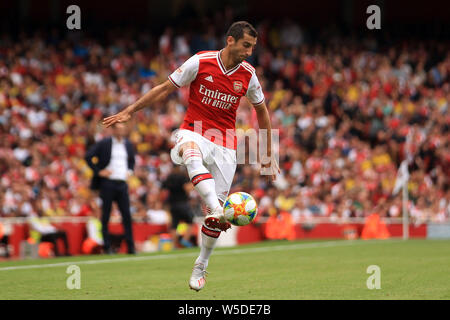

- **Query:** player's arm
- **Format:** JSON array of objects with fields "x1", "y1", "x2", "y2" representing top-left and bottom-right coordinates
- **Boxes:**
[
  {"x1": 103, "y1": 54, "x2": 199, "y2": 128},
  {"x1": 254, "y1": 101, "x2": 280, "y2": 182},
  {"x1": 102, "y1": 80, "x2": 177, "y2": 128},
  {"x1": 246, "y1": 71, "x2": 280, "y2": 181}
]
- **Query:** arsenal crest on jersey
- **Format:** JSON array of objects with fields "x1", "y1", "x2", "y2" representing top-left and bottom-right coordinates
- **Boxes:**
[{"x1": 233, "y1": 81, "x2": 243, "y2": 93}]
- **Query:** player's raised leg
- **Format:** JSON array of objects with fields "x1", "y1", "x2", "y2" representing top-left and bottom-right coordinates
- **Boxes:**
[
  {"x1": 178, "y1": 142, "x2": 230, "y2": 231},
  {"x1": 188, "y1": 146, "x2": 237, "y2": 289},
  {"x1": 177, "y1": 141, "x2": 229, "y2": 291}
]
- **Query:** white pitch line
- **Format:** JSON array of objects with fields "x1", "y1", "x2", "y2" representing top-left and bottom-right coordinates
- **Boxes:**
[{"x1": 0, "y1": 239, "x2": 399, "y2": 272}]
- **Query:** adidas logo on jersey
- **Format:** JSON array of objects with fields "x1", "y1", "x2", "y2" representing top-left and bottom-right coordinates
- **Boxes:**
[{"x1": 205, "y1": 75, "x2": 214, "y2": 82}]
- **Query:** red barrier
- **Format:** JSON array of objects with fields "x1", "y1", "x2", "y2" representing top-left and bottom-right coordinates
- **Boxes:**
[
  {"x1": 10, "y1": 224, "x2": 30, "y2": 258},
  {"x1": 55, "y1": 222, "x2": 87, "y2": 255},
  {"x1": 386, "y1": 224, "x2": 427, "y2": 238},
  {"x1": 236, "y1": 222, "x2": 427, "y2": 244},
  {"x1": 6, "y1": 222, "x2": 169, "y2": 258},
  {"x1": 4, "y1": 221, "x2": 427, "y2": 258},
  {"x1": 294, "y1": 223, "x2": 347, "y2": 238},
  {"x1": 237, "y1": 224, "x2": 265, "y2": 244}
]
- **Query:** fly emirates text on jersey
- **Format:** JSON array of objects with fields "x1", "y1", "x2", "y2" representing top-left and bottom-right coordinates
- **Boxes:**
[{"x1": 199, "y1": 84, "x2": 238, "y2": 110}]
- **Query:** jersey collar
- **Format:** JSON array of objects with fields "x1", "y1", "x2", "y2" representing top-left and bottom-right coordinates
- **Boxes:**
[{"x1": 217, "y1": 50, "x2": 241, "y2": 76}]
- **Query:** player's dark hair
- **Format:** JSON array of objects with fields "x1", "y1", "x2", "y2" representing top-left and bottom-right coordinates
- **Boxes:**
[{"x1": 226, "y1": 21, "x2": 258, "y2": 41}]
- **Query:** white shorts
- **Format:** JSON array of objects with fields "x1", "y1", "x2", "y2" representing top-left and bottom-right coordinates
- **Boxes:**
[{"x1": 170, "y1": 129, "x2": 237, "y2": 203}]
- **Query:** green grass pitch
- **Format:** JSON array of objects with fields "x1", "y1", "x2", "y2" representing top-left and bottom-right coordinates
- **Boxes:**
[{"x1": 1, "y1": 239, "x2": 449, "y2": 300}]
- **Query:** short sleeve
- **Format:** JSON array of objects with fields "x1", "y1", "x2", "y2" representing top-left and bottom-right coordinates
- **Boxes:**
[
  {"x1": 246, "y1": 72, "x2": 265, "y2": 106},
  {"x1": 168, "y1": 55, "x2": 199, "y2": 88}
]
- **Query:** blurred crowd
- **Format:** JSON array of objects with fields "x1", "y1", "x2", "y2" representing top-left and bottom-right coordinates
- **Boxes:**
[{"x1": 1, "y1": 17, "x2": 449, "y2": 227}]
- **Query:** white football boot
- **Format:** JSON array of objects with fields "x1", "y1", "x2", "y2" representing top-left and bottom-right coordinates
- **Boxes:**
[
  {"x1": 189, "y1": 263, "x2": 208, "y2": 291},
  {"x1": 204, "y1": 206, "x2": 231, "y2": 232}
]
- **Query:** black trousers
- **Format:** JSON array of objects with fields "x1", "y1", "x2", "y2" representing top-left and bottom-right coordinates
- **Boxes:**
[
  {"x1": 170, "y1": 202, "x2": 194, "y2": 229},
  {"x1": 99, "y1": 179, "x2": 135, "y2": 253},
  {"x1": 40, "y1": 231, "x2": 70, "y2": 256},
  {"x1": 1, "y1": 235, "x2": 9, "y2": 257}
]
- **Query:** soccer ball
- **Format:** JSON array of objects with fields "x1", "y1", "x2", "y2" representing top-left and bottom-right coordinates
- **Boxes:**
[{"x1": 223, "y1": 192, "x2": 258, "y2": 226}]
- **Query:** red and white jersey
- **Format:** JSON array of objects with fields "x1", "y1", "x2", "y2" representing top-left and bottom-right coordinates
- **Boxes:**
[{"x1": 168, "y1": 50, "x2": 265, "y2": 150}]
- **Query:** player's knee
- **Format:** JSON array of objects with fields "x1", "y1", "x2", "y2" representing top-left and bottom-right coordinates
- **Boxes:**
[
  {"x1": 180, "y1": 145, "x2": 203, "y2": 165},
  {"x1": 179, "y1": 142, "x2": 200, "y2": 158}
]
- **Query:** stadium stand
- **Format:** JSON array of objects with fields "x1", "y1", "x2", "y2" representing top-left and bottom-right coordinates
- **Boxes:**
[{"x1": 0, "y1": 13, "x2": 449, "y2": 256}]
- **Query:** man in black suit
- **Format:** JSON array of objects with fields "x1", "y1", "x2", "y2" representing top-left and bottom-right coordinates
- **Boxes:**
[
  {"x1": 85, "y1": 123, "x2": 136, "y2": 254},
  {"x1": 162, "y1": 165, "x2": 196, "y2": 248}
]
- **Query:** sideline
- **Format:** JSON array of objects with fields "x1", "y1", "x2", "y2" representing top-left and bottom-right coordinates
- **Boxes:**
[{"x1": 0, "y1": 239, "x2": 401, "y2": 271}]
